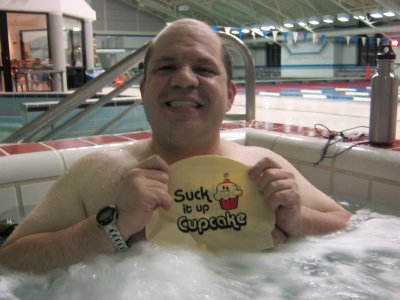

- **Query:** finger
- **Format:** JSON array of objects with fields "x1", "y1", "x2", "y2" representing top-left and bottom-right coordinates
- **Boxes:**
[
  {"x1": 126, "y1": 162, "x2": 169, "y2": 185},
  {"x1": 270, "y1": 186, "x2": 297, "y2": 209},
  {"x1": 139, "y1": 169, "x2": 169, "y2": 185},
  {"x1": 271, "y1": 226, "x2": 288, "y2": 245},
  {"x1": 262, "y1": 177, "x2": 291, "y2": 198},
  {"x1": 150, "y1": 189, "x2": 173, "y2": 210},
  {"x1": 256, "y1": 168, "x2": 288, "y2": 191},
  {"x1": 249, "y1": 156, "x2": 281, "y2": 180},
  {"x1": 138, "y1": 154, "x2": 170, "y2": 173},
  {"x1": 137, "y1": 186, "x2": 172, "y2": 211}
]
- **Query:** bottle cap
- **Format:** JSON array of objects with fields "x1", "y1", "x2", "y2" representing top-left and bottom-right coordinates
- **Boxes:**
[{"x1": 377, "y1": 44, "x2": 396, "y2": 60}]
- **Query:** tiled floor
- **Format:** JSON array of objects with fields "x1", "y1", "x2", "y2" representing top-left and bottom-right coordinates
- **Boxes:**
[{"x1": 230, "y1": 93, "x2": 400, "y2": 140}]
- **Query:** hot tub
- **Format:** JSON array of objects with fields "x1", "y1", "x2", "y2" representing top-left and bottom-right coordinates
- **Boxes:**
[{"x1": 0, "y1": 122, "x2": 399, "y2": 299}]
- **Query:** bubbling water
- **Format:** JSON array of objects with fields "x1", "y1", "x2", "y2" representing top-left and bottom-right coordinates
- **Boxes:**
[{"x1": 1, "y1": 209, "x2": 399, "y2": 300}]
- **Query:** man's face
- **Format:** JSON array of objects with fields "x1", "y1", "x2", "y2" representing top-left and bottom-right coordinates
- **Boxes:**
[{"x1": 140, "y1": 25, "x2": 236, "y2": 140}]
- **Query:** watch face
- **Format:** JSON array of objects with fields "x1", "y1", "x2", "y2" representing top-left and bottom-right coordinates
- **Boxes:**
[{"x1": 97, "y1": 205, "x2": 117, "y2": 226}]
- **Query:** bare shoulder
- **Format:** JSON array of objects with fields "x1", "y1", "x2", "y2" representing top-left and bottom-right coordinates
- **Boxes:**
[
  {"x1": 71, "y1": 141, "x2": 146, "y2": 171},
  {"x1": 65, "y1": 140, "x2": 152, "y2": 211},
  {"x1": 68, "y1": 139, "x2": 152, "y2": 182},
  {"x1": 222, "y1": 140, "x2": 291, "y2": 169}
]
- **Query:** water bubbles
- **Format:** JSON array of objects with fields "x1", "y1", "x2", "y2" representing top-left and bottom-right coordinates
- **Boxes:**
[{"x1": 2, "y1": 211, "x2": 400, "y2": 299}]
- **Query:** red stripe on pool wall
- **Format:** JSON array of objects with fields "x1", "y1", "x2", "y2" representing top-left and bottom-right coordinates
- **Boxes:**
[
  {"x1": 42, "y1": 139, "x2": 94, "y2": 150},
  {"x1": 0, "y1": 122, "x2": 399, "y2": 156},
  {"x1": 81, "y1": 135, "x2": 130, "y2": 145},
  {"x1": 1, "y1": 143, "x2": 51, "y2": 155},
  {"x1": 119, "y1": 131, "x2": 152, "y2": 140},
  {"x1": 378, "y1": 139, "x2": 400, "y2": 151}
]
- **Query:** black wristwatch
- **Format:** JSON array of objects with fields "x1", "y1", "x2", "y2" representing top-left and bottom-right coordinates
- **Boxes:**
[{"x1": 96, "y1": 205, "x2": 129, "y2": 252}]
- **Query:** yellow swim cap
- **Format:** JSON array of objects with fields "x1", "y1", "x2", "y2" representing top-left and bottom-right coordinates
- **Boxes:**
[{"x1": 146, "y1": 155, "x2": 275, "y2": 251}]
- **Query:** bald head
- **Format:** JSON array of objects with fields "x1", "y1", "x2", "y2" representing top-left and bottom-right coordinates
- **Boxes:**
[
  {"x1": 143, "y1": 18, "x2": 232, "y2": 82},
  {"x1": 154, "y1": 19, "x2": 219, "y2": 45}
]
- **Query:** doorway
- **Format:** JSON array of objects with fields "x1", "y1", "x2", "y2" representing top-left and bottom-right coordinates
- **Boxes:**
[
  {"x1": 0, "y1": 11, "x2": 49, "y2": 92},
  {"x1": 0, "y1": 11, "x2": 11, "y2": 92}
]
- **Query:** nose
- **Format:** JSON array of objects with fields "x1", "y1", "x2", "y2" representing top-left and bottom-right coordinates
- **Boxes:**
[{"x1": 170, "y1": 65, "x2": 199, "y2": 88}]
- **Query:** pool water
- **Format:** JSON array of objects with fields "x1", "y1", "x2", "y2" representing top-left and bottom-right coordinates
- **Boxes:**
[
  {"x1": 0, "y1": 105, "x2": 151, "y2": 143},
  {"x1": 0, "y1": 92, "x2": 152, "y2": 143},
  {"x1": 1, "y1": 209, "x2": 399, "y2": 300}
]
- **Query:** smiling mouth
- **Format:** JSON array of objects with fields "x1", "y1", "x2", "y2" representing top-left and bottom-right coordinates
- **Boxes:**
[{"x1": 166, "y1": 101, "x2": 202, "y2": 109}]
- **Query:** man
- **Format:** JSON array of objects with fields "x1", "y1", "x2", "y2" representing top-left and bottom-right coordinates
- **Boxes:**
[{"x1": 0, "y1": 19, "x2": 351, "y2": 273}]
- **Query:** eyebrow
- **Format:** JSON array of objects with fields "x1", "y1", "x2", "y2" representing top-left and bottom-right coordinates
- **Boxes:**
[
  {"x1": 153, "y1": 57, "x2": 176, "y2": 63},
  {"x1": 152, "y1": 56, "x2": 218, "y2": 66}
]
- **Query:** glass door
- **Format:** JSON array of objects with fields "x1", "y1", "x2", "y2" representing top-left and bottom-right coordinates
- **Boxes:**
[
  {"x1": 64, "y1": 16, "x2": 85, "y2": 88},
  {"x1": 10, "y1": 12, "x2": 50, "y2": 92},
  {"x1": 0, "y1": 11, "x2": 12, "y2": 92},
  {"x1": 0, "y1": 11, "x2": 49, "y2": 92},
  {"x1": 0, "y1": 35, "x2": 5, "y2": 92}
]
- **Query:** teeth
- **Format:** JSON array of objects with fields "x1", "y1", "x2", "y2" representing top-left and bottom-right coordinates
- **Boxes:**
[{"x1": 168, "y1": 101, "x2": 199, "y2": 108}]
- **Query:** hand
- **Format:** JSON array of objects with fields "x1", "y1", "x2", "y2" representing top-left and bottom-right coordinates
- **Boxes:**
[
  {"x1": 114, "y1": 155, "x2": 173, "y2": 240},
  {"x1": 249, "y1": 157, "x2": 302, "y2": 236}
]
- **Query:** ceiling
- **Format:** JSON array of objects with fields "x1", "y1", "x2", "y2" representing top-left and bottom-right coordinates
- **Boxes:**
[{"x1": 119, "y1": 0, "x2": 400, "y2": 39}]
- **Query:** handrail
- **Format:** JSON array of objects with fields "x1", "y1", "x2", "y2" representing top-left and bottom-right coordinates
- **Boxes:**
[
  {"x1": 38, "y1": 73, "x2": 142, "y2": 141},
  {"x1": 2, "y1": 42, "x2": 149, "y2": 143},
  {"x1": 219, "y1": 32, "x2": 256, "y2": 121},
  {"x1": 94, "y1": 102, "x2": 141, "y2": 135},
  {"x1": 3, "y1": 32, "x2": 256, "y2": 143}
]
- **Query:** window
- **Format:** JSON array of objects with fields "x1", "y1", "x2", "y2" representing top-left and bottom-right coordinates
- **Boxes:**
[{"x1": 63, "y1": 16, "x2": 83, "y2": 67}]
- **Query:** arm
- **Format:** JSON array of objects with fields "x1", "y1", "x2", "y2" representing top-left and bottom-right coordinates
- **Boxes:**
[
  {"x1": 0, "y1": 153, "x2": 172, "y2": 273},
  {"x1": 0, "y1": 215, "x2": 116, "y2": 273},
  {"x1": 249, "y1": 155, "x2": 351, "y2": 237}
]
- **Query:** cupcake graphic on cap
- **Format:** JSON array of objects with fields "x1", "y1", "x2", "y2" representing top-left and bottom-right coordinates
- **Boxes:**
[{"x1": 214, "y1": 173, "x2": 243, "y2": 210}]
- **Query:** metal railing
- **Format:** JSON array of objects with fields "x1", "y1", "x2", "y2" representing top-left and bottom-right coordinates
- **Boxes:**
[
  {"x1": 3, "y1": 32, "x2": 256, "y2": 143},
  {"x1": 219, "y1": 32, "x2": 256, "y2": 121},
  {"x1": 38, "y1": 73, "x2": 143, "y2": 141}
]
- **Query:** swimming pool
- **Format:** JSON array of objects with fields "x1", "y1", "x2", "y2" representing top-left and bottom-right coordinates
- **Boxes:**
[
  {"x1": 0, "y1": 124, "x2": 399, "y2": 299},
  {"x1": 0, "y1": 92, "x2": 151, "y2": 142},
  {"x1": 3, "y1": 80, "x2": 397, "y2": 143}
]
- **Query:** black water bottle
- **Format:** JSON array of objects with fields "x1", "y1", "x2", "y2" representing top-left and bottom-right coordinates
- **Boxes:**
[{"x1": 369, "y1": 44, "x2": 399, "y2": 145}]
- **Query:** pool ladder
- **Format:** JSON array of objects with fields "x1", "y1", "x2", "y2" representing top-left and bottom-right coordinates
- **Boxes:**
[{"x1": 3, "y1": 32, "x2": 256, "y2": 143}]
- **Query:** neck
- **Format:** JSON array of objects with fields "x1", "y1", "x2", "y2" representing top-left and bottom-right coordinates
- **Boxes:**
[{"x1": 151, "y1": 132, "x2": 223, "y2": 164}]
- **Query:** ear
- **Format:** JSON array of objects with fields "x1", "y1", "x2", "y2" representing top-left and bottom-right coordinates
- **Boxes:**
[
  {"x1": 139, "y1": 78, "x2": 145, "y2": 99},
  {"x1": 226, "y1": 81, "x2": 237, "y2": 112}
]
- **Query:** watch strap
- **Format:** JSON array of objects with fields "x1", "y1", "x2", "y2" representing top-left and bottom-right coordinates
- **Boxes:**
[
  {"x1": 96, "y1": 205, "x2": 129, "y2": 253},
  {"x1": 102, "y1": 224, "x2": 129, "y2": 252}
]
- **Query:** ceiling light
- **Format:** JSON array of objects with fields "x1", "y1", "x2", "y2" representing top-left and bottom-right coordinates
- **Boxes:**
[
  {"x1": 241, "y1": 28, "x2": 250, "y2": 33},
  {"x1": 296, "y1": 18, "x2": 307, "y2": 27},
  {"x1": 383, "y1": 10, "x2": 395, "y2": 17},
  {"x1": 309, "y1": 16, "x2": 320, "y2": 25},
  {"x1": 322, "y1": 15, "x2": 334, "y2": 23},
  {"x1": 261, "y1": 25, "x2": 275, "y2": 31},
  {"x1": 337, "y1": 12, "x2": 350, "y2": 22},
  {"x1": 370, "y1": 8, "x2": 383, "y2": 18},
  {"x1": 283, "y1": 20, "x2": 294, "y2": 28},
  {"x1": 353, "y1": 11, "x2": 366, "y2": 20},
  {"x1": 252, "y1": 28, "x2": 264, "y2": 36}
]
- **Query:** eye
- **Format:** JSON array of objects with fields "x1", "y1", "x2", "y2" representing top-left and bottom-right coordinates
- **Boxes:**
[
  {"x1": 196, "y1": 66, "x2": 217, "y2": 75},
  {"x1": 156, "y1": 65, "x2": 175, "y2": 71},
  {"x1": 154, "y1": 64, "x2": 176, "y2": 73}
]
